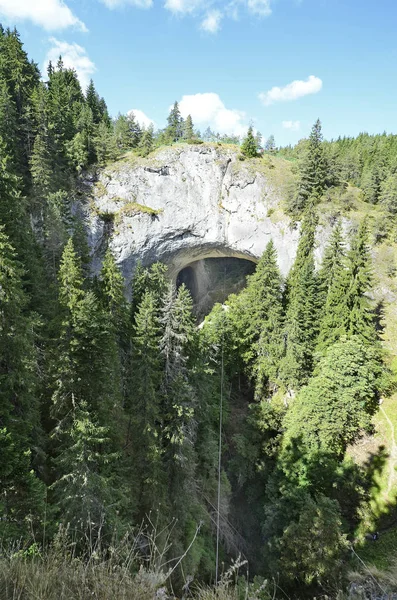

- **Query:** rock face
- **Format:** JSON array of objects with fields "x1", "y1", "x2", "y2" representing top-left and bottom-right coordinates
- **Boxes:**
[{"x1": 88, "y1": 144, "x2": 302, "y2": 302}]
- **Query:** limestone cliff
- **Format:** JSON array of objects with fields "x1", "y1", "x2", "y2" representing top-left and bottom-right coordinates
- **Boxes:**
[{"x1": 86, "y1": 144, "x2": 337, "y2": 312}]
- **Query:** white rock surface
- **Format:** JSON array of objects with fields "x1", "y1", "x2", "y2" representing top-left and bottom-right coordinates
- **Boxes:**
[{"x1": 87, "y1": 145, "x2": 305, "y2": 287}]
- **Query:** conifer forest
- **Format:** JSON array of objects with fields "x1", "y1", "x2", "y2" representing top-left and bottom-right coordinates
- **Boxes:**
[{"x1": 2, "y1": 25, "x2": 397, "y2": 600}]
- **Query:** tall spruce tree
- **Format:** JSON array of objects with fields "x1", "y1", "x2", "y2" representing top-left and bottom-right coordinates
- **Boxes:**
[
  {"x1": 229, "y1": 240, "x2": 284, "y2": 396},
  {"x1": 137, "y1": 124, "x2": 154, "y2": 157},
  {"x1": 294, "y1": 119, "x2": 328, "y2": 212},
  {"x1": 279, "y1": 207, "x2": 319, "y2": 389},
  {"x1": 0, "y1": 227, "x2": 45, "y2": 540},
  {"x1": 241, "y1": 125, "x2": 257, "y2": 158},
  {"x1": 160, "y1": 283, "x2": 198, "y2": 528},
  {"x1": 166, "y1": 101, "x2": 183, "y2": 142},
  {"x1": 183, "y1": 114, "x2": 194, "y2": 140},
  {"x1": 129, "y1": 291, "x2": 165, "y2": 516},
  {"x1": 317, "y1": 219, "x2": 376, "y2": 351}
]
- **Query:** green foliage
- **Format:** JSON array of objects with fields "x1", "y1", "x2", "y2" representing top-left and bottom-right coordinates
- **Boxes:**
[
  {"x1": 318, "y1": 218, "x2": 376, "y2": 351},
  {"x1": 183, "y1": 114, "x2": 195, "y2": 140},
  {"x1": 277, "y1": 494, "x2": 348, "y2": 586},
  {"x1": 379, "y1": 173, "x2": 397, "y2": 214},
  {"x1": 279, "y1": 208, "x2": 319, "y2": 389},
  {"x1": 228, "y1": 241, "x2": 284, "y2": 396},
  {"x1": 292, "y1": 119, "x2": 328, "y2": 213},
  {"x1": 137, "y1": 124, "x2": 154, "y2": 156},
  {"x1": 284, "y1": 337, "x2": 381, "y2": 456},
  {"x1": 241, "y1": 125, "x2": 257, "y2": 158},
  {"x1": 166, "y1": 101, "x2": 184, "y2": 142},
  {"x1": 51, "y1": 400, "x2": 120, "y2": 533}
]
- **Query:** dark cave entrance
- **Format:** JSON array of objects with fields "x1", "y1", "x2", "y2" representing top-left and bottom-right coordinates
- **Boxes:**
[{"x1": 176, "y1": 256, "x2": 256, "y2": 318}]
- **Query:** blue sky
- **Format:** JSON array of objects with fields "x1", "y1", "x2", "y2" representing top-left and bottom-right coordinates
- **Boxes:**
[{"x1": 1, "y1": 0, "x2": 397, "y2": 145}]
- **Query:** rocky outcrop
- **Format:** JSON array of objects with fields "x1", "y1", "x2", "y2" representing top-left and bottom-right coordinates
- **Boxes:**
[{"x1": 87, "y1": 144, "x2": 303, "y2": 295}]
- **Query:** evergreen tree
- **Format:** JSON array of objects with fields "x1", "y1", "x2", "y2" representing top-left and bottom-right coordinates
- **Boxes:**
[
  {"x1": 114, "y1": 113, "x2": 134, "y2": 151},
  {"x1": 279, "y1": 208, "x2": 319, "y2": 389},
  {"x1": 229, "y1": 240, "x2": 284, "y2": 396},
  {"x1": 93, "y1": 120, "x2": 118, "y2": 165},
  {"x1": 318, "y1": 220, "x2": 345, "y2": 299},
  {"x1": 0, "y1": 227, "x2": 45, "y2": 540},
  {"x1": 183, "y1": 114, "x2": 194, "y2": 140},
  {"x1": 99, "y1": 247, "x2": 128, "y2": 401},
  {"x1": 284, "y1": 337, "x2": 380, "y2": 456},
  {"x1": 293, "y1": 119, "x2": 328, "y2": 212},
  {"x1": 51, "y1": 400, "x2": 120, "y2": 534},
  {"x1": 379, "y1": 173, "x2": 397, "y2": 214},
  {"x1": 241, "y1": 125, "x2": 257, "y2": 158},
  {"x1": 30, "y1": 129, "x2": 53, "y2": 207},
  {"x1": 129, "y1": 291, "x2": 165, "y2": 516},
  {"x1": 65, "y1": 131, "x2": 89, "y2": 172},
  {"x1": 137, "y1": 124, "x2": 154, "y2": 157},
  {"x1": 345, "y1": 218, "x2": 375, "y2": 340},
  {"x1": 265, "y1": 134, "x2": 276, "y2": 152},
  {"x1": 160, "y1": 284, "x2": 197, "y2": 525},
  {"x1": 52, "y1": 239, "x2": 121, "y2": 433},
  {"x1": 86, "y1": 79, "x2": 103, "y2": 125},
  {"x1": 166, "y1": 101, "x2": 183, "y2": 142},
  {"x1": 127, "y1": 111, "x2": 142, "y2": 147}
]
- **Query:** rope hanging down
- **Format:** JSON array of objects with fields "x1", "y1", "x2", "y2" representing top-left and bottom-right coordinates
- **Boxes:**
[{"x1": 215, "y1": 270, "x2": 226, "y2": 585}]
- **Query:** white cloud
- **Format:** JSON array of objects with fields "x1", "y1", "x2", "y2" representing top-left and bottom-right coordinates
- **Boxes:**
[
  {"x1": 164, "y1": 0, "x2": 205, "y2": 14},
  {"x1": 100, "y1": 0, "x2": 152, "y2": 8},
  {"x1": 178, "y1": 92, "x2": 248, "y2": 137},
  {"x1": 163, "y1": 0, "x2": 273, "y2": 27},
  {"x1": 44, "y1": 39, "x2": 96, "y2": 89},
  {"x1": 201, "y1": 9, "x2": 222, "y2": 33},
  {"x1": 0, "y1": 0, "x2": 87, "y2": 31},
  {"x1": 259, "y1": 75, "x2": 323, "y2": 106},
  {"x1": 246, "y1": 0, "x2": 271, "y2": 16},
  {"x1": 128, "y1": 109, "x2": 155, "y2": 129},
  {"x1": 282, "y1": 120, "x2": 301, "y2": 131}
]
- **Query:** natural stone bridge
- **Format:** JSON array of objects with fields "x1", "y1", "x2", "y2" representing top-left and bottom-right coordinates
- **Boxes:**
[{"x1": 87, "y1": 144, "x2": 304, "y2": 312}]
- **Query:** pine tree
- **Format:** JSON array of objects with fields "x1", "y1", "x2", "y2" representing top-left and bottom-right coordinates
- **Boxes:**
[
  {"x1": 379, "y1": 173, "x2": 397, "y2": 214},
  {"x1": 51, "y1": 400, "x2": 120, "y2": 534},
  {"x1": 279, "y1": 208, "x2": 319, "y2": 389},
  {"x1": 86, "y1": 79, "x2": 103, "y2": 125},
  {"x1": 99, "y1": 247, "x2": 128, "y2": 402},
  {"x1": 93, "y1": 120, "x2": 118, "y2": 165},
  {"x1": 137, "y1": 124, "x2": 154, "y2": 157},
  {"x1": 160, "y1": 284, "x2": 197, "y2": 524},
  {"x1": 30, "y1": 129, "x2": 53, "y2": 206},
  {"x1": 183, "y1": 114, "x2": 194, "y2": 140},
  {"x1": 284, "y1": 337, "x2": 380, "y2": 456},
  {"x1": 241, "y1": 125, "x2": 257, "y2": 158},
  {"x1": 127, "y1": 112, "x2": 142, "y2": 147},
  {"x1": 265, "y1": 135, "x2": 276, "y2": 152},
  {"x1": 0, "y1": 227, "x2": 45, "y2": 540},
  {"x1": 317, "y1": 219, "x2": 376, "y2": 351},
  {"x1": 345, "y1": 218, "x2": 375, "y2": 340},
  {"x1": 52, "y1": 240, "x2": 121, "y2": 432},
  {"x1": 65, "y1": 131, "x2": 89, "y2": 172},
  {"x1": 294, "y1": 119, "x2": 328, "y2": 212},
  {"x1": 129, "y1": 291, "x2": 165, "y2": 516},
  {"x1": 229, "y1": 240, "x2": 284, "y2": 396},
  {"x1": 318, "y1": 221, "x2": 345, "y2": 299},
  {"x1": 114, "y1": 113, "x2": 134, "y2": 151},
  {"x1": 166, "y1": 101, "x2": 183, "y2": 142}
]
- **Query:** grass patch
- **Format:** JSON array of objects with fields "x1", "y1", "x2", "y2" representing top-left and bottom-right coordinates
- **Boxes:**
[
  {"x1": 93, "y1": 180, "x2": 108, "y2": 198},
  {"x1": 356, "y1": 527, "x2": 397, "y2": 571},
  {"x1": 114, "y1": 202, "x2": 163, "y2": 224}
]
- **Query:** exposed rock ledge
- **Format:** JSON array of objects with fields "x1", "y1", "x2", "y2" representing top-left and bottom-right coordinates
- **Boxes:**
[{"x1": 87, "y1": 144, "x2": 306, "y2": 291}]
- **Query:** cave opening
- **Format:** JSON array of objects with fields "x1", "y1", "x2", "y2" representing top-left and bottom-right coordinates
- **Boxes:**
[{"x1": 176, "y1": 256, "x2": 256, "y2": 318}]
